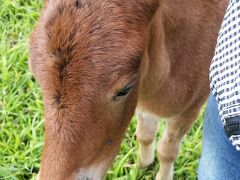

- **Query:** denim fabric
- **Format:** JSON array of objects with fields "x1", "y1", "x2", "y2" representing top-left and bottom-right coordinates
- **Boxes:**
[{"x1": 198, "y1": 94, "x2": 240, "y2": 180}]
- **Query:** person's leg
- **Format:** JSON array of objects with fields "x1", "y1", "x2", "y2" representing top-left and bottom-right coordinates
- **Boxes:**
[{"x1": 198, "y1": 94, "x2": 240, "y2": 180}]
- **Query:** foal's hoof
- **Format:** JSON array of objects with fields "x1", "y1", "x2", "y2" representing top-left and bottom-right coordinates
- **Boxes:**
[
  {"x1": 138, "y1": 158, "x2": 154, "y2": 169},
  {"x1": 155, "y1": 172, "x2": 173, "y2": 180}
]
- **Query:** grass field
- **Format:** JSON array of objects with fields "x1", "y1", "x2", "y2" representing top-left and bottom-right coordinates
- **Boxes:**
[{"x1": 0, "y1": 1, "x2": 204, "y2": 179}]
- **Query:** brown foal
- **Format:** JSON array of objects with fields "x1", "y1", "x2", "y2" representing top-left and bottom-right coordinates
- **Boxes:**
[{"x1": 29, "y1": 0, "x2": 227, "y2": 179}]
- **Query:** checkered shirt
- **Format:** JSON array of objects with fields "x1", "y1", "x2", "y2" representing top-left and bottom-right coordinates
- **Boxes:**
[{"x1": 210, "y1": 0, "x2": 240, "y2": 151}]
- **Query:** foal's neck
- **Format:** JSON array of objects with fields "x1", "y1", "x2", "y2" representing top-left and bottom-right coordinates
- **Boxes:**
[{"x1": 139, "y1": 8, "x2": 170, "y2": 100}]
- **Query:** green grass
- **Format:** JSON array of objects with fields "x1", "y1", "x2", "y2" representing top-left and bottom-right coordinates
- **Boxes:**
[{"x1": 0, "y1": 1, "x2": 204, "y2": 179}]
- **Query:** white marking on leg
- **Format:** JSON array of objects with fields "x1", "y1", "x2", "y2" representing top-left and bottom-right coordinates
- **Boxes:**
[{"x1": 136, "y1": 111, "x2": 159, "y2": 168}]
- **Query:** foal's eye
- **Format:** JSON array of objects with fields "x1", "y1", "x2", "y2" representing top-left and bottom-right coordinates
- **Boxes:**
[{"x1": 113, "y1": 86, "x2": 132, "y2": 100}]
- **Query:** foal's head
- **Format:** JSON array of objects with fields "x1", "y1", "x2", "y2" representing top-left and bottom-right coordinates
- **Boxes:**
[{"x1": 29, "y1": 0, "x2": 158, "y2": 179}]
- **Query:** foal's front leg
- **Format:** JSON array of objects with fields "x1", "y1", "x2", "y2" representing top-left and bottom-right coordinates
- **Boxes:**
[
  {"x1": 136, "y1": 111, "x2": 159, "y2": 168},
  {"x1": 156, "y1": 110, "x2": 199, "y2": 180}
]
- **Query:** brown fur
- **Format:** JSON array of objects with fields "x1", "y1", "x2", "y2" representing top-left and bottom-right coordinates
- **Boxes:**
[{"x1": 29, "y1": 0, "x2": 227, "y2": 179}]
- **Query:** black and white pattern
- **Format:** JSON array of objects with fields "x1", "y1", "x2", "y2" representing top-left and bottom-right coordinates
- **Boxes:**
[{"x1": 210, "y1": 0, "x2": 240, "y2": 151}]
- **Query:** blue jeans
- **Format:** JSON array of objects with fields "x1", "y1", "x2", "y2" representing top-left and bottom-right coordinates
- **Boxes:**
[{"x1": 198, "y1": 94, "x2": 240, "y2": 180}]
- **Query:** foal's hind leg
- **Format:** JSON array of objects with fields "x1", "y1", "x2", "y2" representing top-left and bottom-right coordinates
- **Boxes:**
[
  {"x1": 156, "y1": 110, "x2": 199, "y2": 180},
  {"x1": 136, "y1": 111, "x2": 159, "y2": 168}
]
